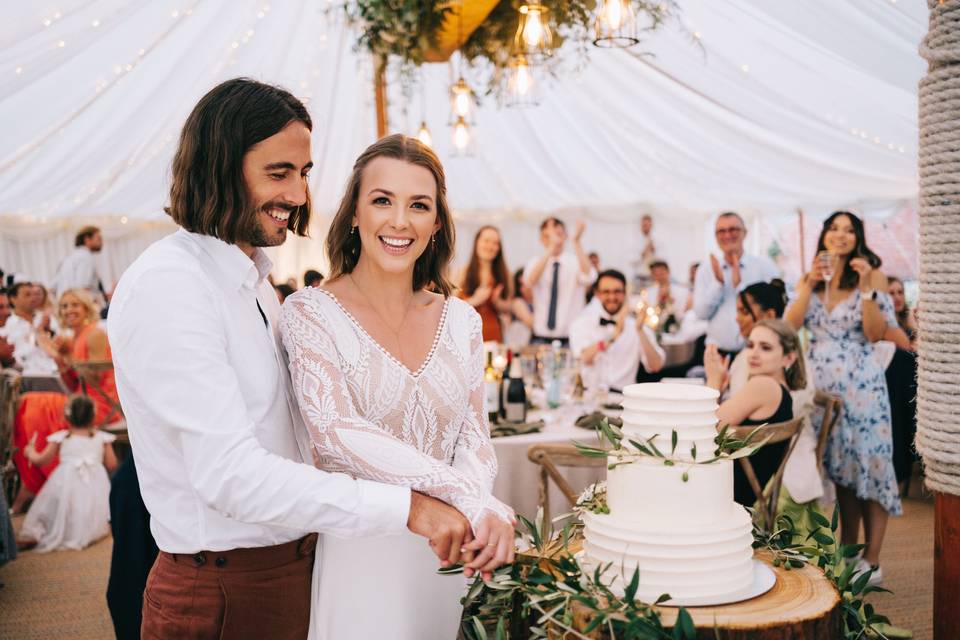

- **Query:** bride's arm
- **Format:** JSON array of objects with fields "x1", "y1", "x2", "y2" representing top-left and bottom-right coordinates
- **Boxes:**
[{"x1": 280, "y1": 295, "x2": 512, "y2": 529}]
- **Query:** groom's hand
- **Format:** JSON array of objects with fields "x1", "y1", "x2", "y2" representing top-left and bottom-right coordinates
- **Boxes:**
[
  {"x1": 407, "y1": 491, "x2": 471, "y2": 567},
  {"x1": 462, "y1": 512, "x2": 516, "y2": 579}
]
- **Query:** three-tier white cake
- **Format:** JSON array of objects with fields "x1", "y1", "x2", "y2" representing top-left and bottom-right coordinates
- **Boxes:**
[{"x1": 580, "y1": 383, "x2": 758, "y2": 605}]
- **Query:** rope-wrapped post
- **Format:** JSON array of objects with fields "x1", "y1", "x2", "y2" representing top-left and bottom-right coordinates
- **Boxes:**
[{"x1": 918, "y1": 1, "x2": 960, "y2": 636}]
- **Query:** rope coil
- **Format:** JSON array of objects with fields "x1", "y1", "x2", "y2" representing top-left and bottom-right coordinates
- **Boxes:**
[{"x1": 917, "y1": 0, "x2": 960, "y2": 495}]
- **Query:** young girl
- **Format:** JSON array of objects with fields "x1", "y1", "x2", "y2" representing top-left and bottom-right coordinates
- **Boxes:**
[
  {"x1": 706, "y1": 319, "x2": 807, "y2": 507},
  {"x1": 17, "y1": 395, "x2": 118, "y2": 552}
]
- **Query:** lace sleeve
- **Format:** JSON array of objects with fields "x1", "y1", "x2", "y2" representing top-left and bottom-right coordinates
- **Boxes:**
[{"x1": 281, "y1": 295, "x2": 511, "y2": 528}]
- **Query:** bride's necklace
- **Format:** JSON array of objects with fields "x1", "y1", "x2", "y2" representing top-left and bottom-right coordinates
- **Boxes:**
[{"x1": 349, "y1": 273, "x2": 414, "y2": 362}]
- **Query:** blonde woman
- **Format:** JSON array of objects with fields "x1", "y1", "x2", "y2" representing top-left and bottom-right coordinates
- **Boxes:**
[{"x1": 11, "y1": 289, "x2": 120, "y2": 513}]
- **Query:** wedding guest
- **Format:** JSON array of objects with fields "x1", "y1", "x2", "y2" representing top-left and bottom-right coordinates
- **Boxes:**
[
  {"x1": 52, "y1": 226, "x2": 107, "y2": 305},
  {"x1": 0, "y1": 290, "x2": 14, "y2": 367},
  {"x1": 456, "y1": 225, "x2": 513, "y2": 342},
  {"x1": 637, "y1": 214, "x2": 658, "y2": 279},
  {"x1": 643, "y1": 260, "x2": 689, "y2": 317},
  {"x1": 523, "y1": 218, "x2": 596, "y2": 346},
  {"x1": 275, "y1": 282, "x2": 295, "y2": 303},
  {"x1": 504, "y1": 267, "x2": 534, "y2": 349},
  {"x1": 106, "y1": 455, "x2": 159, "y2": 640},
  {"x1": 570, "y1": 269, "x2": 664, "y2": 393},
  {"x1": 694, "y1": 212, "x2": 780, "y2": 357},
  {"x1": 17, "y1": 395, "x2": 118, "y2": 552},
  {"x1": 785, "y1": 210, "x2": 899, "y2": 586},
  {"x1": 109, "y1": 79, "x2": 461, "y2": 639},
  {"x1": 707, "y1": 320, "x2": 805, "y2": 508},
  {"x1": 886, "y1": 277, "x2": 916, "y2": 348},
  {"x1": 11, "y1": 289, "x2": 120, "y2": 513},
  {"x1": 3, "y1": 282, "x2": 57, "y2": 375},
  {"x1": 280, "y1": 134, "x2": 514, "y2": 638},
  {"x1": 726, "y1": 280, "x2": 789, "y2": 392},
  {"x1": 588, "y1": 252, "x2": 600, "y2": 271},
  {"x1": 303, "y1": 269, "x2": 324, "y2": 288}
]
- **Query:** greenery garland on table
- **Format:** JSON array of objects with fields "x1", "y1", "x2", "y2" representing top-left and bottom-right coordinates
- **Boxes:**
[
  {"x1": 461, "y1": 419, "x2": 899, "y2": 639},
  {"x1": 461, "y1": 506, "x2": 896, "y2": 640}
]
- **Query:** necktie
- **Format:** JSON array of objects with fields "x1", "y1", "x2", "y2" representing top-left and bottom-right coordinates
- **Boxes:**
[
  {"x1": 546, "y1": 261, "x2": 560, "y2": 331},
  {"x1": 255, "y1": 298, "x2": 268, "y2": 329},
  {"x1": 599, "y1": 317, "x2": 616, "y2": 327}
]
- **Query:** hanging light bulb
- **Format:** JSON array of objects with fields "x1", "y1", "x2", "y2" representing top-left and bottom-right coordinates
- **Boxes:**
[
  {"x1": 506, "y1": 55, "x2": 538, "y2": 108},
  {"x1": 417, "y1": 121, "x2": 433, "y2": 148},
  {"x1": 514, "y1": 1, "x2": 553, "y2": 61},
  {"x1": 449, "y1": 76, "x2": 475, "y2": 123},
  {"x1": 452, "y1": 115, "x2": 472, "y2": 154},
  {"x1": 594, "y1": 0, "x2": 639, "y2": 48}
]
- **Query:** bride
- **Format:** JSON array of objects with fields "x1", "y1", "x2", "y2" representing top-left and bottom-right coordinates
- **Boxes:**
[{"x1": 280, "y1": 134, "x2": 515, "y2": 639}]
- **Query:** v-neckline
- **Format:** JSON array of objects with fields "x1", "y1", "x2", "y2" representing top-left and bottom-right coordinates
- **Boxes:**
[
  {"x1": 317, "y1": 288, "x2": 450, "y2": 378},
  {"x1": 816, "y1": 288, "x2": 857, "y2": 316}
]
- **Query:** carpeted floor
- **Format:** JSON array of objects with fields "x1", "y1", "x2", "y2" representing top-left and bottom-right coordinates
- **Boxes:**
[{"x1": 0, "y1": 496, "x2": 935, "y2": 639}]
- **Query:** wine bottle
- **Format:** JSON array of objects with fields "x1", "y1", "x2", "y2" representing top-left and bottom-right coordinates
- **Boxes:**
[
  {"x1": 503, "y1": 351, "x2": 527, "y2": 423},
  {"x1": 484, "y1": 351, "x2": 500, "y2": 424}
]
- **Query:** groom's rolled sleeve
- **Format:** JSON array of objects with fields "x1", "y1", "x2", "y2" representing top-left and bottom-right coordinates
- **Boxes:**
[{"x1": 110, "y1": 267, "x2": 410, "y2": 543}]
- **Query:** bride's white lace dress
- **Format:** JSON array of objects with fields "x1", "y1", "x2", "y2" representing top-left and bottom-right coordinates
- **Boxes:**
[{"x1": 280, "y1": 288, "x2": 513, "y2": 640}]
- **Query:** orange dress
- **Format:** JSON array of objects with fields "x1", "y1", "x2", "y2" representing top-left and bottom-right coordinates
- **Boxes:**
[
  {"x1": 13, "y1": 323, "x2": 120, "y2": 495},
  {"x1": 457, "y1": 289, "x2": 503, "y2": 343}
]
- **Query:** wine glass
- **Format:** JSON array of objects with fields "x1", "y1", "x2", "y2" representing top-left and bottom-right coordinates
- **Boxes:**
[{"x1": 817, "y1": 251, "x2": 834, "y2": 305}]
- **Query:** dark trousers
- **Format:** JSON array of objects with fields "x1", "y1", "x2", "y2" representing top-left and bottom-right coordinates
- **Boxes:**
[
  {"x1": 141, "y1": 534, "x2": 316, "y2": 640},
  {"x1": 107, "y1": 456, "x2": 158, "y2": 640},
  {"x1": 531, "y1": 335, "x2": 569, "y2": 347},
  {"x1": 734, "y1": 440, "x2": 789, "y2": 507}
]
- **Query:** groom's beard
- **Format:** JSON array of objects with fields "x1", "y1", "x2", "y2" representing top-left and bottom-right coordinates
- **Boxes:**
[{"x1": 245, "y1": 201, "x2": 295, "y2": 248}]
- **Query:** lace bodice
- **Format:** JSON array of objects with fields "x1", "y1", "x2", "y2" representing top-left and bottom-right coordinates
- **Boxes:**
[{"x1": 279, "y1": 289, "x2": 512, "y2": 527}]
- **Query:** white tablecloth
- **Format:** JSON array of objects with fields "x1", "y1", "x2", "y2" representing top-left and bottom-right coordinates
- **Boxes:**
[{"x1": 491, "y1": 404, "x2": 609, "y2": 522}]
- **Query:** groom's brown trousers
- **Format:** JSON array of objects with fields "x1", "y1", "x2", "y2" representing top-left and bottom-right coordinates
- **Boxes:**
[{"x1": 141, "y1": 533, "x2": 317, "y2": 639}]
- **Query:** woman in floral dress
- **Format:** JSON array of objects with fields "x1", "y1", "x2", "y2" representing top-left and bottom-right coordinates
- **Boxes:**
[{"x1": 785, "y1": 211, "x2": 899, "y2": 587}]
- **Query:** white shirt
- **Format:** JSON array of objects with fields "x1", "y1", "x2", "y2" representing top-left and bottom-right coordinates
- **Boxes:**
[
  {"x1": 524, "y1": 252, "x2": 596, "y2": 339},
  {"x1": 636, "y1": 231, "x2": 661, "y2": 276},
  {"x1": 53, "y1": 246, "x2": 103, "y2": 302},
  {"x1": 642, "y1": 283, "x2": 689, "y2": 317},
  {"x1": 108, "y1": 229, "x2": 411, "y2": 553},
  {"x1": 569, "y1": 304, "x2": 665, "y2": 391},
  {"x1": 0, "y1": 314, "x2": 58, "y2": 375},
  {"x1": 692, "y1": 253, "x2": 780, "y2": 352}
]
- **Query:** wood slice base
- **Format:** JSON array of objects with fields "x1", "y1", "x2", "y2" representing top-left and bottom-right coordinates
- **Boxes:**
[{"x1": 559, "y1": 550, "x2": 841, "y2": 640}]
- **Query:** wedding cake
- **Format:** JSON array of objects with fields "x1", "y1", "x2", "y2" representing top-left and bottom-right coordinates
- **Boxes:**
[{"x1": 580, "y1": 383, "x2": 757, "y2": 605}]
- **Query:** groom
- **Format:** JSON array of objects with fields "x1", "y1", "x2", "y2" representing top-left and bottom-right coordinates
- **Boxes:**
[{"x1": 109, "y1": 78, "x2": 474, "y2": 639}]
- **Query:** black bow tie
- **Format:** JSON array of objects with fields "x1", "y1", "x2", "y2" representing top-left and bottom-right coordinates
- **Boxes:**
[{"x1": 599, "y1": 317, "x2": 616, "y2": 327}]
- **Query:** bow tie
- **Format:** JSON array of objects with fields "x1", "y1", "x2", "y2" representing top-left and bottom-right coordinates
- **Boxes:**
[{"x1": 599, "y1": 317, "x2": 616, "y2": 327}]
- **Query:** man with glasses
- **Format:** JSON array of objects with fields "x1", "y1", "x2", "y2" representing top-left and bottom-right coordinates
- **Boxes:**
[
  {"x1": 693, "y1": 212, "x2": 780, "y2": 358},
  {"x1": 570, "y1": 269, "x2": 664, "y2": 393}
]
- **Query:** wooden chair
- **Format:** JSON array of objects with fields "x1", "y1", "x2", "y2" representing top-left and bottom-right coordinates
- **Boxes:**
[
  {"x1": 527, "y1": 444, "x2": 607, "y2": 536},
  {"x1": 731, "y1": 416, "x2": 805, "y2": 531},
  {"x1": 813, "y1": 391, "x2": 842, "y2": 472},
  {"x1": 0, "y1": 370, "x2": 23, "y2": 505},
  {"x1": 72, "y1": 360, "x2": 124, "y2": 428}
]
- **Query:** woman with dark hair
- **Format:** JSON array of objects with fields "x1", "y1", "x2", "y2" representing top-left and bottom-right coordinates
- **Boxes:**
[
  {"x1": 280, "y1": 134, "x2": 514, "y2": 639},
  {"x1": 456, "y1": 225, "x2": 513, "y2": 342},
  {"x1": 885, "y1": 277, "x2": 916, "y2": 349},
  {"x1": 785, "y1": 211, "x2": 900, "y2": 586},
  {"x1": 721, "y1": 280, "x2": 789, "y2": 393}
]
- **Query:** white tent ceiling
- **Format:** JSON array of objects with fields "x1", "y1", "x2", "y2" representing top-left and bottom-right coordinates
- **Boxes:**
[{"x1": 0, "y1": 0, "x2": 926, "y2": 283}]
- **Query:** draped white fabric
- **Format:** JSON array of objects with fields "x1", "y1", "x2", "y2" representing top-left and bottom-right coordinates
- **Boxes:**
[{"x1": 0, "y1": 0, "x2": 924, "y2": 282}]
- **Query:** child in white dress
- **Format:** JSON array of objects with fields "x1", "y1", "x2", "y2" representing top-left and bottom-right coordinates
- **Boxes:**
[{"x1": 18, "y1": 395, "x2": 119, "y2": 552}]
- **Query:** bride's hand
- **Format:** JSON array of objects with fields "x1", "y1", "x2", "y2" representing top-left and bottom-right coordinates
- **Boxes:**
[{"x1": 462, "y1": 511, "x2": 516, "y2": 579}]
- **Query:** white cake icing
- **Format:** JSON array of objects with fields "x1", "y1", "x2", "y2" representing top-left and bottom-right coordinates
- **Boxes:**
[{"x1": 580, "y1": 383, "x2": 756, "y2": 604}]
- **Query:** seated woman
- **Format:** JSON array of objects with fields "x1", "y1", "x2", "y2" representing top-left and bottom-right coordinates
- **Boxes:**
[
  {"x1": 706, "y1": 319, "x2": 807, "y2": 507},
  {"x1": 11, "y1": 288, "x2": 121, "y2": 513}
]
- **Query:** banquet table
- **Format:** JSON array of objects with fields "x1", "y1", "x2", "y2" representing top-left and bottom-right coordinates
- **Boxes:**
[{"x1": 491, "y1": 401, "x2": 611, "y2": 522}]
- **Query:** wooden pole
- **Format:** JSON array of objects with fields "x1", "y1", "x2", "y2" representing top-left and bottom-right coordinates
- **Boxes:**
[
  {"x1": 936, "y1": 493, "x2": 960, "y2": 639},
  {"x1": 374, "y1": 54, "x2": 388, "y2": 139}
]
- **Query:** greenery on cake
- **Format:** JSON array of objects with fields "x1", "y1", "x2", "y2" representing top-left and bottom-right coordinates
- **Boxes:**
[
  {"x1": 573, "y1": 418, "x2": 769, "y2": 481},
  {"x1": 460, "y1": 506, "x2": 899, "y2": 639},
  {"x1": 573, "y1": 481, "x2": 609, "y2": 516}
]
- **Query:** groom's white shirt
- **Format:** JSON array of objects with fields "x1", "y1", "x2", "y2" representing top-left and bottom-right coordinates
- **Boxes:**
[{"x1": 109, "y1": 229, "x2": 411, "y2": 553}]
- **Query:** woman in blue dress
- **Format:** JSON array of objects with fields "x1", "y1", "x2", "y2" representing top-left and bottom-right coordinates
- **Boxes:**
[{"x1": 785, "y1": 211, "x2": 899, "y2": 587}]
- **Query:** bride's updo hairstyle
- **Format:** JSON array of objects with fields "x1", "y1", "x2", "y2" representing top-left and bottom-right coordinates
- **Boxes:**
[{"x1": 325, "y1": 134, "x2": 456, "y2": 296}]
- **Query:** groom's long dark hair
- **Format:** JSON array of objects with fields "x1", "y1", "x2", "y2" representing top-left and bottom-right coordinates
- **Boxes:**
[{"x1": 166, "y1": 78, "x2": 313, "y2": 243}]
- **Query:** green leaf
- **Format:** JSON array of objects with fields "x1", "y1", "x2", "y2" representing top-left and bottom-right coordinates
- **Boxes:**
[
  {"x1": 624, "y1": 567, "x2": 640, "y2": 602},
  {"x1": 676, "y1": 608, "x2": 696, "y2": 639},
  {"x1": 691, "y1": 443, "x2": 697, "y2": 460},
  {"x1": 682, "y1": 471, "x2": 689, "y2": 482},
  {"x1": 470, "y1": 616, "x2": 488, "y2": 640},
  {"x1": 831, "y1": 505, "x2": 840, "y2": 533},
  {"x1": 671, "y1": 429, "x2": 678, "y2": 455},
  {"x1": 663, "y1": 459, "x2": 675, "y2": 466},
  {"x1": 582, "y1": 613, "x2": 607, "y2": 633},
  {"x1": 809, "y1": 508, "x2": 831, "y2": 530},
  {"x1": 494, "y1": 616, "x2": 507, "y2": 640}
]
